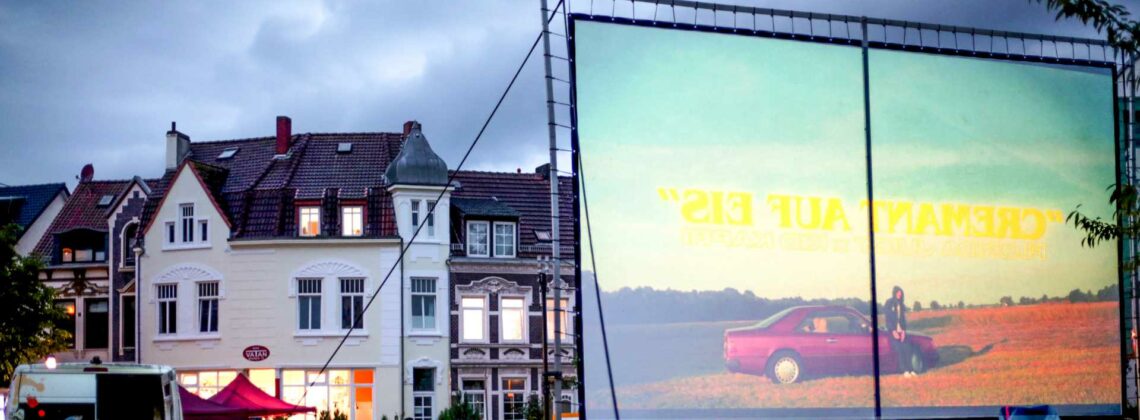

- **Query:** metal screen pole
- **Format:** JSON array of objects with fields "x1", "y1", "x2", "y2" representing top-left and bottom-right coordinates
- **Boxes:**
[
  {"x1": 540, "y1": 0, "x2": 564, "y2": 418},
  {"x1": 861, "y1": 16, "x2": 884, "y2": 420}
]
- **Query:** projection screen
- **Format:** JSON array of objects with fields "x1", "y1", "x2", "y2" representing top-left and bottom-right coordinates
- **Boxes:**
[{"x1": 573, "y1": 15, "x2": 1121, "y2": 419}]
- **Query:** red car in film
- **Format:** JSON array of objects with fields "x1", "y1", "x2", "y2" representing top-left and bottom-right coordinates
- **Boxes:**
[{"x1": 724, "y1": 305, "x2": 939, "y2": 384}]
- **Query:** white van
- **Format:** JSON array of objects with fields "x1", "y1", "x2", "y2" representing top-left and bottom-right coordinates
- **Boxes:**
[{"x1": 5, "y1": 360, "x2": 182, "y2": 420}]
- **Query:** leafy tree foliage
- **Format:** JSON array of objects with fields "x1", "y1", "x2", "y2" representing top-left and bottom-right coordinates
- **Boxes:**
[
  {"x1": 1068, "y1": 185, "x2": 1139, "y2": 270},
  {"x1": 1035, "y1": 0, "x2": 1140, "y2": 54},
  {"x1": 0, "y1": 223, "x2": 70, "y2": 385},
  {"x1": 439, "y1": 395, "x2": 481, "y2": 420}
]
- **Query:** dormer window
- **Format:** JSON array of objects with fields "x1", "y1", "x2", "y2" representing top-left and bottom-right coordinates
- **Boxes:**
[
  {"x1": 62, "y1": 248, "x2": 74, "y2": 262},
  {"x1": 493, "y1": 222, "x2": 516, "y2": 258},
  {"x1": 466, "y1": 221, "x2": 489, "y2": 257},
  {"x1": 341, "y1": 206, "x2": 363, "y2": 237},
  {"x1": 299, "y1": 206, "x2": 320, "y2": 237}
]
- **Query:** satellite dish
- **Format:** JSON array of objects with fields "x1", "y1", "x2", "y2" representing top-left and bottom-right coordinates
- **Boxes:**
[{"x1": 80, "y1": 163, "x2": 94, "y2": 182}]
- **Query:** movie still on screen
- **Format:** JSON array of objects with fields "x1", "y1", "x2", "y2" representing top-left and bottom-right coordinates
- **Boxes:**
[{"x1": 572, "y1": 14, "x2": 1122, "y2": 419}]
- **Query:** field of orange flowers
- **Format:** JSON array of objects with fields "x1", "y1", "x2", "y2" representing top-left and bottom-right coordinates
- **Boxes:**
[{"x1": 597, "y1": 302, "x2": 1121, "y2": 409}]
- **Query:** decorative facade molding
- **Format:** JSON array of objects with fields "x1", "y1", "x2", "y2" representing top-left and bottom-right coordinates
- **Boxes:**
[
  {"x1": 153, "y1": 263, "x2": 222, "y2": 284},
  {"x1": 292, "y1": 260, "x2": 368, "y2": 279},
  {"x1": 449, "y1": 259, "x2": 574, "y2": 275},
  {"x1": 501, "y1": 348, "x2": 527, "y2": 361},
  {"x1": 459, "y1": 348, "x2": 488, "y2": 361},
  {"x1": 454, "y1": 276, "x2": 528, "y2": 304},
  {"x1": 405, "y1": 357, "x2": 445, "y2": 385}
]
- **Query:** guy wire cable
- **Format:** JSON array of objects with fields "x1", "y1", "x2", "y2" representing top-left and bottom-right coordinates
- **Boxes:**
[
  {"x1": 577, "y1": 148, "x2": 622, "y2": 420},
  {"x1": 293, "y1": 0, "x2": 567, "y2": 408}
]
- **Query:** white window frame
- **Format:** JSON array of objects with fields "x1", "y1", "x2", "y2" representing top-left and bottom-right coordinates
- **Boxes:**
[
  {"x1": 499, "y1": 295, "x2": 528, "y2": 344},
  {"x1": 299, "y1": 206, "x2": 321, "y2": 237},
  {"x1": 120, "y1": 220, "x2": 139, "y2": 270},
  {"x1": 493, "y1": 222, "x2": 517, "y2": 258},
  {"x1": 410, "y1": 278, "x2": 437, "y2": 332},
  {"x1": 297, "y1": 278, "x2": 322, "y2": 331},
  {"x1": 197, "y1": 281, "x2": 220, "y2": 334},
  {"x1": 411, "y1": 199, "x2": 421, "y2": 230},
  {"x1": 198, "y1": 219, "x2": 208, "y2": 243},
  {"x1": 459, "y1": 377, "x2": 488, "y2": 420},
  {"x1": 500, "y1": 376, "x2": 529, "y2": 420},
  {"x1": 466, "y1": 221, "x2": 490, "y2": 257},
  {"x1": 460, "y1": 295, "x2": 488, "y2": 343},
  {"x1": 156, "y1": 283, "x2": 177, "y2": 335},
  {"x1": 412, "y1": 367, "x2": 435, "y2": 420},
  {"x1": 162, "y1": 204, "x2": 210, "y2": 251},
  {"x1": 425, "y1": 200, "x2": 436, "y2": 237},
  {"x1": 280, "y1": 369, "x2": 371, "y2": 418},
  {"x1": 340, "y1": 278, "x2": 365, "y2": 330},
  {"x1": 180, "y1": 203, "x2": 195, "y2": 243},
  {"x1": 547, "y1": 297, "x2": 571, "y2": 343},
  {"x1": 341, "y1": 205, "x2": 364, "y2": 237}
]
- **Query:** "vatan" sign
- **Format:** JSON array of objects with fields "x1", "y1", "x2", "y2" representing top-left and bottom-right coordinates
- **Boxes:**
[{"x1": 242, "y1": 345, "x2": 270, "y2": 362}]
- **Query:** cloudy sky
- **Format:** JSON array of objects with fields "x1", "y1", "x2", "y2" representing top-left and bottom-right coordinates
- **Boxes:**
[{"x1": 1, "y1": 0, "x2": 1137, "y2": 187}]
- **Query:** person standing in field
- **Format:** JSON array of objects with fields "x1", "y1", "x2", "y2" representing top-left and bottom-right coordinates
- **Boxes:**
[{"x1": 885, "y1": 285, "x2": 917, "y2": 377}]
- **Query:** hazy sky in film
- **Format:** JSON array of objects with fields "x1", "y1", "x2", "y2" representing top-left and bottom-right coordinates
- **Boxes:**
[
  {"x1": 1, "y1": 0, "x2": 1138, "y2": 188},
  {"x1": 575, "y1": 19, "x2": 1118, "y2": 305}
]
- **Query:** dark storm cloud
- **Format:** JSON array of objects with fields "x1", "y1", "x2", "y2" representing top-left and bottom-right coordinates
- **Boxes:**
[{"x1": 0, "y1": 0, "x2": 1136, "y2": 186}]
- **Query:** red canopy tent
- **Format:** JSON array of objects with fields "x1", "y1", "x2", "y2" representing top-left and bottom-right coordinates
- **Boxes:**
[
  {"x1": 179, "y1": 386, "x2": 246, "y2": 420},
  {"x1": 207, "y1": 373, "x2": 316, "y2": 418}
]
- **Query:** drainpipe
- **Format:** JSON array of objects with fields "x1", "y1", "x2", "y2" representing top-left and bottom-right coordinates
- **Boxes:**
[
  {"x1": 399, "y1": 237, "x2": 406, "y2": 419},
  {"x1": 134, "y1": 245, "x2": 144, "y2": 363}
]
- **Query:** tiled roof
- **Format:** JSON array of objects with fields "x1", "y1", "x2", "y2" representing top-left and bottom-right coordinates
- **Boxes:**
[
  {"x1": 452, "y1": 197, "x2": 522, "y2": 218},
  {"x1": 0, "y1": 183, "x2": 68, "y2": 239},
  {"x1": 140, "y1": 132, "x2": 404, "y2": 240},
  {"x1": 134, "y1": 125, "x2": 574, "y2": 251},
  {"x1": 33, "y1": 180, "x2": 134, "y2": 256},
  {"x1": 451, "y1": 171, "x2": 575, "y2": 259}
]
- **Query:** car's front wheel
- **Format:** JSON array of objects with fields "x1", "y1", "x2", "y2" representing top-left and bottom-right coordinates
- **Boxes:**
[{"x1": 767, "y1": 351, "x2": 802, "y2": 384}]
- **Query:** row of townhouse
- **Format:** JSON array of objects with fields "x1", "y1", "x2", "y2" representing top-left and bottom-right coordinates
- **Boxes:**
[{"x1": 19, "y1": 117, "x2": 578, "y2": 420}]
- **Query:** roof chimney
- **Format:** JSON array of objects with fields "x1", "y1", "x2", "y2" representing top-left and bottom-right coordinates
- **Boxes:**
[
  {"x1": 276, "y1": 116, "x2": 292, "y2": 155},
  {"x1": 535, "y1": 163, "x2": 551, "y2": 180},
  {"x1": 403, "y1": 120, "x2": 417, "y2": 137},
  {"x1": 165, "y1": 122, "x2": 191, "y2": 170},
  {"x1": 79, "y1": 164, "x2": 95, "y2": 183}
]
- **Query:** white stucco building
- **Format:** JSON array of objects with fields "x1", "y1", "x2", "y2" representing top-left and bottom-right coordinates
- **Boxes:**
[{"x1": 137, "y1": 119, "x2": 453, "y2": 419}]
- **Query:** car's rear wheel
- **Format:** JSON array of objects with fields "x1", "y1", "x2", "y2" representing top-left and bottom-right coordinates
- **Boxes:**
[
  {"x1": 909, "y1": 345, "x2": 926, "y2": 374},
  {"x1": 767, "y1": 351, "x2": 801, "y2": 384}
]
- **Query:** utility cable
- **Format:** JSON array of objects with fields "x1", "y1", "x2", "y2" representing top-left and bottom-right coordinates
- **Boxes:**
[{"x1": 294, "y1": 0, "x2": 566, "y2": 408}]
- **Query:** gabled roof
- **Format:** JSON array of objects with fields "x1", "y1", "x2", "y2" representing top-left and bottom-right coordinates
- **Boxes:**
[
  {"x1": 139, "y1": 131, "x2": 405, "y2": 240},
  {"x1": 101, "y1": 176, "x2": 153, "y2": 218},
  {"x1": 140, "y1": 160, "x2": 233, "y2": 236},
  {"x1": 33, "y1": 180, "x2": 133, "y2": 256},
  {"x1": 0, "y1": 183, "x2": 68, "y2": 238},
  {"x1": 451, "y1": 171, "x2": 575, "y2": 259}
]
